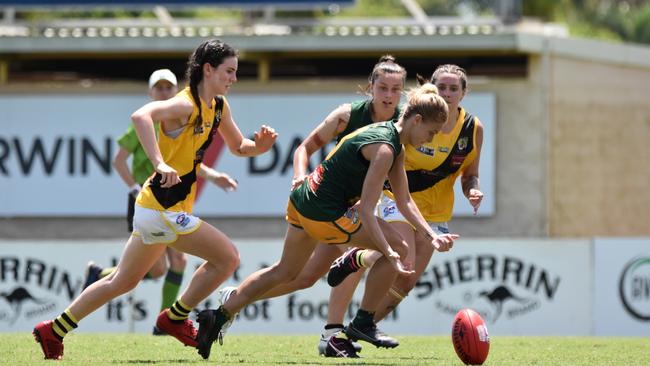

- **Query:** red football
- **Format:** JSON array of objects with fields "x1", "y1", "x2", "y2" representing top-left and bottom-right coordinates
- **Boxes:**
[{"x1": 451, "y1": 308, "x2": 490, "y2": 365}]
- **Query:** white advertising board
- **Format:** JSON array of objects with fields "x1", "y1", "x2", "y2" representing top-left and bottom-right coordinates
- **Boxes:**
[
  {"x1": 1, "y1": 238, "x2": 590, "y2": 336},
  {"x1": 0, "y1": 93, "x2": 495, "y2": 217},
  {"x1": 593, "y1": 238, "x2": 650, "y2": 336}
]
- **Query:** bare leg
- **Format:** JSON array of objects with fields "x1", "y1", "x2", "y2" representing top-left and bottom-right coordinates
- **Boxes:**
[
  {"x1": 373, "y1": 221, "x2": 424, "y2": 321},
  {"x1": 326, "y1": 270, "x2": 363, "y2": 324},
  {"x1": 147, "y1": 254, "x2": 169, "y2": 279},
  {"x1": 348, "y1": 219, "x2": 408, "y2": 312},
  {"x1": 69, "y1": 235, "x2": 167, "y2": 320},
  {"x1": 166, "y1": 247, "x2": 187, "y2": 273},
  {"x1": 340, "y1": 218, "x2": 407, "y2": 348},
  {"x1": 158, "y1": 247, "x2": 188, "y2": 312},
  {"x1": 256, "y1": 243, "x2": 344, "y2": 300},
  {"x1": 171, "y1": 221, "x2": 239, "y2": 308},
  {"x1": 224, "y1": 225, "x2": 318, "y2": 315}
]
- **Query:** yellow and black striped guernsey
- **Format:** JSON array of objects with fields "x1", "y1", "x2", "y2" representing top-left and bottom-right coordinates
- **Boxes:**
[
  {"x1": 137, "y1": 87, "x2": 225, "y2": 213},
  {"x1": 401, "y1": 107, "x2": 478, "y2": 222}
]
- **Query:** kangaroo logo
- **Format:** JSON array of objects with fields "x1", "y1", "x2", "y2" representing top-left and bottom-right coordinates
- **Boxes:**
[
  {"x1": 479, "y1": 285, "x2": 530, "y2": 322},
  {"x1": 1, "y1": 287, "x2": 48, "y2": 325}
]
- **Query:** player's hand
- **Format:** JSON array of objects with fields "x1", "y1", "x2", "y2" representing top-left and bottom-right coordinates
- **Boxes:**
[
  {"x1": 211, "y1": 172, "x2": 238, "y2": 192},
  {"x1": 386, "y1": 250, "x2": 415, "y2": 276},
  {"x1": 254, "y1": 125, "x2": 278, "y2": 154},
  {"x1": 291, "y1": 174, "x2": 307, "y2": 190},
  {"x1": 432, "y1": 233, "x2": 460, "y2": 252},
  {"x1": 156, "y1": 162, "x2": 181, "y2": 188},
  {"x1": 468, "y1": 188, "x2": 483, "y2": 215},
  {"x1": 129, "y1": 183, "x2": 142, "y2": 198}
]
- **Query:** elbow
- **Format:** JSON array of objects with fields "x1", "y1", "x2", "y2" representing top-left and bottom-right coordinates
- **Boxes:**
[
  {"x1": 229, "y1": 146, "x2": 246, "y2": 157},
  {"x1": 293, "y1": 144, "x2": 307, "y2": 160},
  {"x1": 131, "y1": 112, "x2": 144, "y2": 126},
  {"x1": 226, "y1": 138, "x2": 249, "y2": 157}
]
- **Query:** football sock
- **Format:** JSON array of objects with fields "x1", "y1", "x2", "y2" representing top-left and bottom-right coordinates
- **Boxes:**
[
  {"x1": 161, "y1": 269, "x2": 183, "y2": 311},
  {"x1": 52, "y1": 309, "x2": 78, "y2": 340},
  {"x1": 168, "y1": 300, "x2": 192, "y2": 321},
  {"x1": 324, "y1": 323, "x2": 344, "y2": 336},
  {"x1": 100, "y1": 266, "x2": 115, "y2": 279},
  {"x1": 352, "y1": 308, "x2": 375, "y2": 328},
  {"x1": 354, "y1": 249, "x2": 366, "y2": 268},
  {"x1": 218, "y1": 305, "x2": 232, "y2": 320},
  {"x1": 215, "y1": 306, "x2": 231, "y2": 327}
]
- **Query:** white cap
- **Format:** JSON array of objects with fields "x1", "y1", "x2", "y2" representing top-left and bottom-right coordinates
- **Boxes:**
[{"x1": 148, "y1": 69, "x2": 178, "y2": 89}]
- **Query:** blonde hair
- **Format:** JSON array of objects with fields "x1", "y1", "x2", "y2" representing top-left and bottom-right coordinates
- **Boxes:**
[{"x1": 400, "y1": 83, "x2": 448, "y2": 124}]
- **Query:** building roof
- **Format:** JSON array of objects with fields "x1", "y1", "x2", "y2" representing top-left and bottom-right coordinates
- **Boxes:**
[{"x1": 1, "y1": 13, "x2": 649, "y2": 76}]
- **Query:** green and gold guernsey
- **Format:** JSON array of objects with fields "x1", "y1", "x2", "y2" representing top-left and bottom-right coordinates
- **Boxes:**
[
  {"x1": 291, "y1": 121, "x2": 402, "y2": 221},
  {"x1": 337, "y1": 99, "x2": 402, "y2": 143}
]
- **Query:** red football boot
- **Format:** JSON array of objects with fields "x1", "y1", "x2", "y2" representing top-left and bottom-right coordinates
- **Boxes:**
[
  {"x1": 33, "y1": 320, "x2": 64, "y2": 360},
  {"x1": 155, "y1": 309, "x2": 198, "y2": 347}
]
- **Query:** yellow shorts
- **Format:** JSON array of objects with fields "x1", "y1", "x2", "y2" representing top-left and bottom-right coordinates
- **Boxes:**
[{"x1": 286, "y1": 200, "x2": 362, "y2": 245}]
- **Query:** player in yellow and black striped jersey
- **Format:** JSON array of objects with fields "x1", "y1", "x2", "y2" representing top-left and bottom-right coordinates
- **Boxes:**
[
  {"x1": 82, "y1": 69, "x2": 238, "y2": 337},
  {"x1": 33, "y1": 39, "x2": 277, "y2": 361}
]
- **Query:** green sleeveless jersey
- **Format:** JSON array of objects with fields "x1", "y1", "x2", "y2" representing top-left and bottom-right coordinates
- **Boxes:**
[
  {"x1": 291, "y1": 121, "x2": 402, "y2": 221},
  {"x1": 337, "y1": 99, "x2": 402, "y2": 143}
]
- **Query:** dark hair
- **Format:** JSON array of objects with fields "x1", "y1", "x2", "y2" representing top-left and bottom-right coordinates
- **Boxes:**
[
  {"x1": 362, "y1": 55, "x2": 407, "y2": 95},
  {"x1": 430, "y1": 64, "x2": 468, "y2": 91},
  {"x1": 185, "y1": 39, "x2": 238, "y2": 125}
]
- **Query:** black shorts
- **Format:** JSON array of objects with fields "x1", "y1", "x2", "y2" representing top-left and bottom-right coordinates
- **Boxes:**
[{"x1": 127, "y1": 193, "x2": 135, "y2": 233}]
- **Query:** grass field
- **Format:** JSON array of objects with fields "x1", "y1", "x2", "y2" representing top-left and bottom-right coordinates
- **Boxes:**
[{"x1": 4, "y1": 333, "x2": 650, "y2": 365}]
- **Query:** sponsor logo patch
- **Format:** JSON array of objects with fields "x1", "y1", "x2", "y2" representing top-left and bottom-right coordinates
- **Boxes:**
[
  {"x1": 416, "y1": 146, "x2": 435, "y2": 156},
  {"x1": 383, "y1": 205, "x2": 397, "y2": 217},
  {"x1": 176, "y1": 214, "x2": 191, "y2": 227}
]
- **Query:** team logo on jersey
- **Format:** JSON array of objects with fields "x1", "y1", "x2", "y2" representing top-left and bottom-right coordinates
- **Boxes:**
[
  {"x1": 417, "y1": 146, "x2": 435, "y2": 156},
  {"x1": 215, "y1": 108, "x2": 222, "y2": 124},
  {"x1": 194, "y1": 123, "x2": 204, "y2": 135},
  {"x1": 308, "y1": 165, "x2": 324, "y2": 192},
  {"x1": 457, "y1": 137, "x2": 468, "y2": 151}
]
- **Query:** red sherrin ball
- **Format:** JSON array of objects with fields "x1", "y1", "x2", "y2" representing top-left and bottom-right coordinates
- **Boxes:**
[{"x1": 451, "y1": 308, "x2": 490, "y2": 365}]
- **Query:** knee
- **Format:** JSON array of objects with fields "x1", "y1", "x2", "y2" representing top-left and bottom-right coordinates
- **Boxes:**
[
  {"x1": 168, "y1": 251, "x2": 188, "y2": 271},
  {"x1": 293, "y1": 272, "x2": 320, "y2": 290},
  {"x1": 223, "y1": 247, "x2": 240, "y2": 274},
  {"x1": 391, "y1": 238, "x2": 409, "y2": 258},
  {"x1": 393, "y1": 275, "x2": 417, "y2": 295},
  {"x1": 147, "y1": 256, "x2": 168, "y2": 279},
  {"x1": 148, "y1": 265, "x2": 166, "y2": 279}
]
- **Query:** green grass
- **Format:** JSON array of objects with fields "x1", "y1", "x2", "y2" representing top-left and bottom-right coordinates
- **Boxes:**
[{"x1": 4, "y1": 333, "x2": 650, "y2": 365}]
